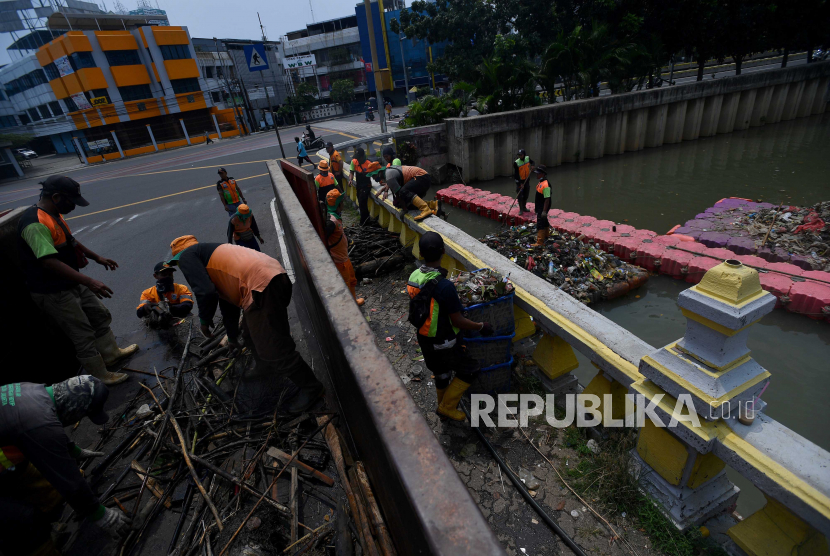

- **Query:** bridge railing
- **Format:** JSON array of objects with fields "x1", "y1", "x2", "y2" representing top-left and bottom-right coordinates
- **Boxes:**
[{"x1": 345, "y1": 179, "x2": 830, "y2": 555}]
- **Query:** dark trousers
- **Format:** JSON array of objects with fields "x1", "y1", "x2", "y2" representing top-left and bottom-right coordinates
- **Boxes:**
[
  {"x1": 0, "y1": 464, "x2": 64, "y2": 555},
  {"x1": 419, "y1": 337, "x2": 480, "y2": 389},
  {"x1": 393, "y1": 174, "x2": 431, "y2": 209},
  {"x1": 516, "y1": 180, "x2": 530, "y2": 212},
  {"x1": 356, "y1": 184, "x2": 372, "y2": 225},
  {"x1": 297, "y1": 155, "x2": 315, "y2": 167},
  {"x1": 235, "y1": 236, "x2": 261, "y2": 251}
]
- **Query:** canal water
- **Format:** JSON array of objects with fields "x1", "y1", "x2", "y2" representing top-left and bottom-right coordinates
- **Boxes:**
[{"x1": 442, "y1": 113, "x2": 830, "y2": 515}]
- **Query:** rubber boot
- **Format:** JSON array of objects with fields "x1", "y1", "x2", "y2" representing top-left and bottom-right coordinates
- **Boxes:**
[
  {"x1": 94, "y1": 329, "x2": 139, "y2": 366},
  {"x1": 412, "y1": 196, "x2": 435, "y2": 221},
  {"x1": 436, "y1": 388, "x2": 446, "y2": 405},
  {"x1": 78, "y1": 354, "x2": 128, "y2": 386},
  {"x1": 532, "y1": 228, "x2": 548, "y2": 247},
  {"x1": 284, "y1": 363, "x2": 325, "y2": 414},
  {"x1": 436, "y1": 378, "x2": 471, "y2": 421},
  {"x1": 435, "y1": 199, "x2": 447, "y2": 220}
]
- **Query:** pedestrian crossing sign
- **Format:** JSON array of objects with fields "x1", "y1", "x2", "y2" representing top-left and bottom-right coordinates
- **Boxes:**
[{"x1": 244, "y1": 44, "x2": 269, "y2": 72}]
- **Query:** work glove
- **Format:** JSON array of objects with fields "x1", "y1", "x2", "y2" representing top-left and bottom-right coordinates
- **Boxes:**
[
  {"x1": 74, "y1": 447, "x2": 104, "y2": 460},
  {"x1": 93, "y1": 507, "x2": 132, "y2": 540},
  {"x1": 480, "y1": 323, "x2": 495, "y2": 337}
]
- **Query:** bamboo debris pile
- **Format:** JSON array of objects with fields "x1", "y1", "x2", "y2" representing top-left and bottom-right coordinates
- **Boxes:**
[
  {"x1": 346, "y1": 225, "x2": 412, "y2": 278},
  {"x1": 74, "y1": 323, "x2": 397, "y2": 556}
]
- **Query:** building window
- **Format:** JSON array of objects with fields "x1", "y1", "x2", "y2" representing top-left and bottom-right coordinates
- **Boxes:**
[
  {"x1": 64, "y1": 96, "x2": 79, "y2": 112},
  {"x1": 88, "y1": 89, "x2": 111, "y2": 104},
  {"x1": 136, "y1": 102, "x2": 147, "y2": 111},
  {"x1": 186, "y1": 94, "x2": 195, "y2": 103},
  {"x1": 159, "y1": 45, "x2": 191, "y2": 60},
  {"x1": 38, "y1": 105, "x2": 51, "y2": 119},
  {"x1": 19, "y1": 113, "x2": 31, "y2": 125},
  {"x1": 49, "y1": 101, "x2": 63, "y2": 115},
  {"x1": 204, "y1": 66, "x2": 214, "y2": 78},
  {"x1": 170, "y1": 78, "x2": 200, "y2": 94},
  {"x1": 69, "y1": 52, "x2": 96, "y2": 70},
  {"x1": 5, "y1": 69, "x2": 48, "y2": 97},
  {"x1": 211, "y1": 91, "x2": 221, "y2": 103},
  {"x1": 0, "y1": 115, "x2": 18, "y2": 128},
  {"x1": 43, "y1": 62, "x2": 60, "y2": 80},
  {"x1": 119, "y1": 84, "x2": 153, "y2": 102},
  {"x1": 105, "y1": 49, "x2": 142, "y2": 66},
  {"x1": 27, "y1": 108, "x2": 41, "y2": 122}
]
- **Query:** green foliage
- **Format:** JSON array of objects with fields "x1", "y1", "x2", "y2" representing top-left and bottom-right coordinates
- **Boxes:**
[
  {"x1": 396, "y1": 141, "x2": 419, "y2": 165},
  {"x1": 330, "y1": 79, "x2": 356, "y2": 107},
  {"x1": 288, "y1": 81, "x2": 318, "y2": 112},
  {"x1": 397, "y1": 94, "x2": 461, "y2": 128},
  {"x1": 0, "y1": 132, "x2": 35, "y2": 149},
  {"x1": 474, "y1": 35, "x2": 540, "y2": 114},
  {"x1": 415, "y1": 86, "x2": 430, "y2": 98}
]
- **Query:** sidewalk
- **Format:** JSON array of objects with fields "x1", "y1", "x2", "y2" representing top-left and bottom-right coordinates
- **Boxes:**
[{"x1": 1, "y1": 153, "x2": 85, "y2": 183}]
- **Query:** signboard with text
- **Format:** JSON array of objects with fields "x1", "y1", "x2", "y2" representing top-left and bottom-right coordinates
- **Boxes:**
[
  {"x1": 55, "y1": 55, "x2": 73, "y2": 77},
  {"x1": 70, "y1": 93, "x2": 92, "y2": 110},
  {"x1": 90, "y1": 96, "x2": 109, "y2": 107},
  {"x1": 282, "y1": 54, "x2": 316, "y2": 70}
]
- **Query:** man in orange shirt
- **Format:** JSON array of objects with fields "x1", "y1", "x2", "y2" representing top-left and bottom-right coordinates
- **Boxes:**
[
  {"x1": 136, "y1": 262, "x2": 193, "y2": 328},
  {"x1": 168, "y1": 235, "x2": 323, "y2": 414},
  {"x1": 378, "y1": 165, "x2": 436, "y2": 221},
  {"x1": 325, "y1": 142, "x2": 346, "y2": 189},
  {"x1": 325, "y1": 215, "x2": 364, "y2": 306}
]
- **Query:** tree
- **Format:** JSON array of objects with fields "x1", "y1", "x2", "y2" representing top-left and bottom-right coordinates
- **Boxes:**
[
  {"x1": 397, "y1": 95, "x2": 462, "y2": 128},
  {"x1": 474, "y1": 36, "x2": 539, "y2": 113},
  {"x1": 330, "y1": 79, "x2": 356, "y2": 110}
]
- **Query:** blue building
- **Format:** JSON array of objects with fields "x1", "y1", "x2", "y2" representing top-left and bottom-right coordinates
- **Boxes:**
[{"x1": 355, "y1": 0, "x2": 447, "y2": 105}]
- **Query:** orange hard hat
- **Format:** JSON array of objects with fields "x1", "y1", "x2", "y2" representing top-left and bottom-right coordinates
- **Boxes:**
[
  {"x1": 169, "y1": 235, "x2": 198, "y2": 263},
  {"x1": 237, "y1": 204, "x2": 250, "y2": 214},
  {"x1": 318, "y1": 160, "x2": 329, "y2": 171},
  {"x1": 326, "y1": 189, "x2": 341, "y2": 206}
]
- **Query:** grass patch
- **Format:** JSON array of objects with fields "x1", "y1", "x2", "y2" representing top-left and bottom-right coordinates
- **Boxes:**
[{"x1": 562, "y1": 426, "x2": 728, "y2": 556}]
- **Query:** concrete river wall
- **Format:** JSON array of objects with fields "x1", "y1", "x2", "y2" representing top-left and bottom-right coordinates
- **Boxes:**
[{"x1": 444, "y1": 61, "x2": 830, "y2": 181}]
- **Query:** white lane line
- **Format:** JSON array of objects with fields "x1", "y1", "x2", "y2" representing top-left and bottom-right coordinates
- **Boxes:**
[
  {"x1": 106, "y1": 217, "x2": 124, "y2": 228},
  {"x1": 74, "y1": 226, "x2": 88, "y2": 234},
  {"x1": 128, "y1": 214, "x2": 140, "y2": 222},
  {"x1": 270, "y1": 197, "x2": 295, "y2": 283},
  {"x1": 90, "y1": 222, "x2": 106, "y2": 231}
]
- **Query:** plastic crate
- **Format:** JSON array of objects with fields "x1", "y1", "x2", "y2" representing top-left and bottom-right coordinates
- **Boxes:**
[
  {"x1": 463, "y1": 292, "x2": 515, "y2": 337},
  {"x1": 463, "y1": 334, "x2": 514, "y2": 368},
  {"x1": 469, "y1": 357, "x2": 514, "y2": 395}
]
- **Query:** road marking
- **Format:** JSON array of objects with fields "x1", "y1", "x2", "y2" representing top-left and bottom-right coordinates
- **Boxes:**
[
  {"x1": 67, "y1": 172, "x2": 269, "y2": 220},
  {"x1": 90, "y1": 222, "x2": 105, "y2": 231},
  {"x1": 128, "y1": 214, "x2": 139, "y2": 221},
  {"x1": 107, "y1": 217, "x2": 124, "y2": 227},
  {"x1": 74, "y1": 226, "x2": 88, "y2": 234},
  {"x1": 313, "y1": 127, "x2": 361, "y2": 140},
  {"x1": 78, "y1": 158, "x2": 275, "y2": 183},
  {"x1": 270, "y1": 197, "x2": 295, "y2": 283}
]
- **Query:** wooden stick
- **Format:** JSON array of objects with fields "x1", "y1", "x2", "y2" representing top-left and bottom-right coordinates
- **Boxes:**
[
  {"x1": 140, "y1": 384, "x2": 223, "y2": 531},
  {"x1": 349, "y1": 468, "x2": 382, "y2": 556},
  {"x1": 267, "y1": 447, "x2": 335, "y2": 486},
  {"x1": 271, "y1": 462, "x2": 279, "y2": 500},
  {"x1": 355, "y1": 462, "x2": 396, "y2": 556},
  {"x1": 762, "y1": 201, "x2": 785, "y2": 246},
  {"x1": 282, "y1": 522, "x2": 332, "y2": 553},
  {"x1": 129, "y1": 460, "x2": 171, "y2": 508},
  {"x1": 290, "y1": 466, "x2": 299, "y2": 543},
  {"x1": 317, "y1": 417, "x2": 379, "y2": 556}
]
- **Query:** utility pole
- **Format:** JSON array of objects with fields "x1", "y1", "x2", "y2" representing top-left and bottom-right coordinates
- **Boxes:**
[
  {"x1": 362, "y1": 0, "x2": 387, "y2": 133},
  {"x1": 214, "y1": 37, "x2": 246, "y2": 135},
  {"x1": 258, "y1": 12, "x2": 285, "y2": 158},
  {"x1": 398, "y1": 31, "x2": 409, "y2": 104}
]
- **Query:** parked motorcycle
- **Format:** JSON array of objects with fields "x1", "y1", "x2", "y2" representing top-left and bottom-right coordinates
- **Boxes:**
[{"x1": 365, "y1": 110, "x2": 375, "y2": 121}]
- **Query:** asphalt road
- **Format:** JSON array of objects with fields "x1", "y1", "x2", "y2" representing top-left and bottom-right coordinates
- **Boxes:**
[{"x1": 0, "y1": 120, "x2": 361, "y2": 342}]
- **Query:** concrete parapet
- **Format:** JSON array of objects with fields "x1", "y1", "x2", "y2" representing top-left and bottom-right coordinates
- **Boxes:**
[{"x1": 442, "y1": 61, "x2": 830, "y2": 180}]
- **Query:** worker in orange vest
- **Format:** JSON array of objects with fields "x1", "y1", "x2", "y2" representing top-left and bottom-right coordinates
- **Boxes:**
[
  {"x1": 216, "y1": 167, "x2": 248, "y2": 215},
  {"x1": 348, "y1": 148, "x2": 382, "y2": 225},
  {"x1": 378, "y1": 165, "x2": 437, "y2": 221},
  {"x1": 533, "y1": 165, "x2": 552, "y2": 247},
  {"x1": 226, "y1": 204, "x2": 265, "y2": 251},
  {"x1": 137, "y1": 261, "x2": 193, "y2": 328},
  {"x1": 513, "y1": 149, "x2": 534, "y2": 214},
  {"x1": 325, "y1": 215, "x2": 365, "y2": 306},
  {"x1": 325, "y1": 142, "x2": 346, "y2": 190},
  {"x1": 314, "y1": 160, "x2": 339, "y2": 204}
]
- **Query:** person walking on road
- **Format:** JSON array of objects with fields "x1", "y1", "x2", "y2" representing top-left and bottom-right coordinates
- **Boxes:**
[
  {"x1": 407, "y1": 232, "x2": 493, "y2": 421},
  {"x1": 205, "y1": 132, "x2": 214, "y2": 145},
  {"x1": 348, "y1": 147, "x2": 382, "y2": 226},
  {"x1": 226, "y1": 204, "x2": 265, "y2": 252},
  {"x1": 295, "y1": 137, "x2": 316, "y2": 169},
  {"x1": 325, "y1": 215, "x2": 365, "y2": 306},
  {"x1": 18, "y1": 176, "x2": 135, "y2": 386},
  {"x1": 533, "y1": 165, "x2": 552, "y2": 247},
  {"x1": 137, "y1": 262, "x2": 193, "y2": 328},
  {"x1": 0, "y1": 375, "x2": 132, "y2": 555},
  {"x1": 325, "y1": 142, "x2": 346, "y2": 189},
  {"x1": 217, "y1": 167, "x2": 247, "y2": 215},
  {"x1": 513, "y1": 149, "x2": 534, "y2": 214},
  {"x1": 378, "y1": 165, "x2": 437, "y2": 221},
  {"x1": 168, "y1": 235, "x2": 324, "y2": 414}
]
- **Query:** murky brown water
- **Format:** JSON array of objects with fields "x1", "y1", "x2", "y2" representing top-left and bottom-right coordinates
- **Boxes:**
[{"x1": 441, "y1": 113, "x2": 830, "y2": 515}]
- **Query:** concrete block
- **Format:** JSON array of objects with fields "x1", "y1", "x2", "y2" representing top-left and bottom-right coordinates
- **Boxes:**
[
  {"x1": 497, "y1": 130, "x2": 518, "y2": 177},
  {"x1": 387, "y1": 213, "x2": 402, "y2": 233},
  {"x1": 636, "y1": 418, "x2": 690, "y2": 486},
  {"x1": 768, "y1": 83, "x2": 790, "y2": 123},
  {"x1": 542, "y1": 122, "x2": 564, "y2": 167},
  {"x1": 475, "y1": 134, "x2": 495, "y2": 181},
  {"x1": 810, "y1": 77, "x2": 829, "y2": 114},
  {"x1": 584, "y1": 115, "x2": 606, "y2": 159},
  {"x1": 512, "y1": 305, "x2": 536, "y2": 342},
  {"x1": 797, "y1": 79, "x2": 819, "y2": 118},
  {"x1": 624, "y1": 108, "x2": 646, "y2": 151},
  {"x1": 683, "y1": 98, "x2": 704, "y2": 141},
  {"x1": 378, "y1": 206, "x2": 391, "y2": 228},
  {"x1": 369, "y1": 198, "x2": 379, "y2": 218},
  {"x1": 532, "y1": 333, "x2": 579, "y2": 380},
  {"x1": 563, "y1": 119, "x2": 586, "y2": 162},
  {"x1": 734, "y1": 89, "x2": 756, "y2": 131},
  {"x1": 645, "y1": 104, "x2": 668, "y2": 148},
  {"x1": 718, "y1": 92, "x2": 741, "y2": 134},
  {"x1": 604, "y1": 112, "x2": 625, "y2": 155},
  {"x1": 750, "y1": 86, "x2": 773, "y2": 126},
  {"x1": 664, "y1": 100, "x2": 688, "y2": 144},
  {"x1": 523, "y1": 126, "x2": 542, "y2": 165},
  {"x1": 533, "y1": 368, "x2": 579, "y2": 396},
  {"x1": 728, "y1": 495, "x2": 830, "y2": 556},
  {"x1": 581, "y1": 372, "x2": 633, "y2": 423},
  {"x1": 700, "y1": 94, "x2": 724, "y2": 137},
  {"x1": 781, "y1": 80, "x2": 805, "y2": 121}
]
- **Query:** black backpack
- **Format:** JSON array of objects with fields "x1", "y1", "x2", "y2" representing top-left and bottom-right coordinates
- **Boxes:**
[{"x1": 408, "y1": 278, "x2": 442, "y2": 330}]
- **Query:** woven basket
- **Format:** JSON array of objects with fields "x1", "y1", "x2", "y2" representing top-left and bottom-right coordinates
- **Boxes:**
[
  {"x1": 463, "y1": 292, "x2": 515, "y2": 337},
  {"x1": 463, "y1": 334, "x2": 514, "y2": 368},
  {"x1": 469, "y1": 357, "x2": 514, "y2": 395}
]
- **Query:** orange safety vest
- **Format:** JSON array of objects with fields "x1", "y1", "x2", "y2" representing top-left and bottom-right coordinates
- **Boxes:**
[
  {"x1": 326, "y1": 215, "x2": 349, "y2": 264},
  {"x1": 219, "y1": 179, "x2": 241, "y2": 204},
  {"x1": 0, "y1": 445, "x2": 26, "y2": 474},
  {"x1": 137, "y1": 283, "x2": 193, "y2": 310},
  {"x1": 516, "y1": 156, "x2": 531, "y2": 180},
  {"x1": 231, "y1": 215, "x2": 254, "y2": 240},
  {"x1": 315, "y1": 173, "x2": 336, "y2": 189},
  {"x1": 36, "y1": 209, "x2": 72, "y2": 248},
  {"x1": 351, "y1": 159, "x2": 381, "y2": 174},
  {"x1": 536, "y1": 179, "x2": 550, "y2": 195},
  {"x1": 329, "y1": 151, "x2": 343, "y2": 174}
]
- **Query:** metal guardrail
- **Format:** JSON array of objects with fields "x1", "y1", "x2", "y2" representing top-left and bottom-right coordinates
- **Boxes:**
[
  {"x1": 315, "y1": 133, "x2": 393, "y2": 160},
  {"x1": 353, "y1": 183, "x2": 830, "y2": 542}
]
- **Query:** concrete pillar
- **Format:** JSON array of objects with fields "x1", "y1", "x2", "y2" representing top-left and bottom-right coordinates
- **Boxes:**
[
  {"x1": 635, "y1": 260, "x2": 777, "y2": 531},
  {"x1": 717, "y1": 92, "x2": 741, "y2": 134},
  {"x1": 523, "y1": 127, "x2": 542, "y2": 168},
  {"x1": 542, "y1": 122, "x2": 564, "y2": 167},
  {"x1": 110, "y1": 131, "x2": 124, "y2": 158},
  {"x1": 4, "y1": 147, "x2": 23, "y2": 177},
  {"x1": 810, "y1": 77, "x2": 829, "y2": 114},
  {"x1": 604, "y1": 112, "x2": 625, "y2": 155},
  {"x1": 584, "y1": 115, "x2": 606, "y2": 159},
  {"x1": 531, "y1": 333, "x2": 579, "y2": 395},
  {"x1": 475, "y1": 134, "x2": 495, "y2": 181},
  {"x1": 734, "y1": 89, "x2": 756, "y2": 131},
  {"x1": 563, "y1": 119, "x2": 586, "y2": 163},
  {"x1": 767, "y1": 84, "x2": 790, "y2": 124},
  {"x1": 663, "y1": 100, "x2": 688, "y2": 144},
  {"x1": 212, "y1": 114, "x2": 223, "y2": 139},
  {"x1": 624, "y1": 108, "x2": 646, "y2": 151},
  {"x1": 644, "y1": 104, "x2": 667, "y2": 148},
  {"x1": 781, "y1": 80, "x2": 805, "y2": 121},
  {"x1": 749, "y1": 86, "x2": 773, "y2": 127},
  {"x1": 497, "y1": 130, "x2": 518, "y2": 177},
  {"x1": 73, "y1": 137, "x2": 88, "y2": 165},
  {"x1": 728, "y1": 495, "x2": 830, "y2": 556},
  {"x1": 377, "y1": 205, "x2": 390, "y2": 228},
  {"x1": 699, "y1": 95, "x2": 723, "y2": 137},
  {"x1": 682, "y1": 98, "x2": 704, "y2": 141},
  {"x1": 387, "y1": 211, "x2": 402, "y2": 233},
  {"x1": 796, "y1": 79, "x2": 819, "y2": 118},
  {"x1": 180, "y1": 119, "x2": 191, "y2": 145},
  {"x1": 147, "y1": 125, "x2": 159, "y2": 151}
]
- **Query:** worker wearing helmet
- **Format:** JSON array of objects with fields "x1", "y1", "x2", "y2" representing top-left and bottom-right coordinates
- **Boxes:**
[{"x1": 227, "y1": 204, "x2": 265, "y2": 252}]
